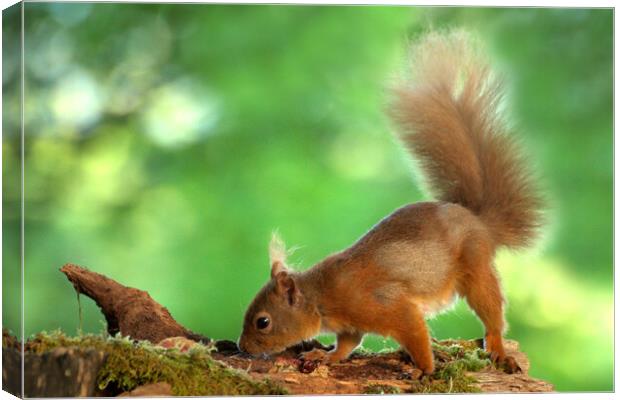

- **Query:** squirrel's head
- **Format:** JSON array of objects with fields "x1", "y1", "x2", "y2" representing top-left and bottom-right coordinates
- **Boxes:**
[{"x1": 238, "y1": 233, "x2": 321, "y2": 356}]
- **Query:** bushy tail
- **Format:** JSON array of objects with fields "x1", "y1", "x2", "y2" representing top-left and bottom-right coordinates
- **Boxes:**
[{"x1": 390, "y1": 30, "x2": 543, "y2": 249}]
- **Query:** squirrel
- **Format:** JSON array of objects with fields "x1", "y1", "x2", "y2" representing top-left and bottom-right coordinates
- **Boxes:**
[{"x1": 238, "y1": 30, "x2": 543, "y2": 376}]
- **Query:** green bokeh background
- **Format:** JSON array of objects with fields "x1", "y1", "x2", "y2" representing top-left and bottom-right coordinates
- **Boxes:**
[{"x1": 2, "y1": 4, "x2": 613, "y2": 392}]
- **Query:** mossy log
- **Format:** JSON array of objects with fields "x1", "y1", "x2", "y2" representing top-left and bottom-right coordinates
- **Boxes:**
[
  {"x1": 1, "y1": 263, "x2": 554, "y2": 397},
  {"x1": 2, "y1": 330, "x2": 286, "y2": 397}
]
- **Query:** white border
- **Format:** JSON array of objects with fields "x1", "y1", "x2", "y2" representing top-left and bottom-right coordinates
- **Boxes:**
[
  {"x1": 0, "y1": 0, "x2": 617, "y2": 10},
  {"x1": 0, "y1": 1, "x2": 615, "y2": 399}
]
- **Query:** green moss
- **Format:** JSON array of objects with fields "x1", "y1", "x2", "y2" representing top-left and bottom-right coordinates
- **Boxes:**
[
  {"x1": 407, "y1": 340, "x2": 490, "y2": 393},
  {"x1": 25, "y1": 331, "x2": 286, "y2": 396},
  {"x1": 412, "y1": 375, "x2": 481, "y2": 393},
  {"x1": 363, "y1": 384, "x2": 402, "y2": 394},
  {"x1": 434, "y1": 349, "x2": 490, "y2": 380}
]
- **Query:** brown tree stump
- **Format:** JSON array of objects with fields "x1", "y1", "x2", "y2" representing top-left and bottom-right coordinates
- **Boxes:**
[{"x1": 3, "y1": 345, "x2": 107, "y2": 397}]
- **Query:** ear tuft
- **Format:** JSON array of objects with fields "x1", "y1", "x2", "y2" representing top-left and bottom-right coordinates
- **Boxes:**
[
  {"x1": 269, "y1": 231, "x2": 288, "y2": 278},
  {"x1": 269, "y1": 231, "x2": 287, "y2": 265}
]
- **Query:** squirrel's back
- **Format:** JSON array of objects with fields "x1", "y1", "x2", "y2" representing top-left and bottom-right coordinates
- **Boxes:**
[{"x1": 389, "y1": 30, "x2": 544, "y2": 250}]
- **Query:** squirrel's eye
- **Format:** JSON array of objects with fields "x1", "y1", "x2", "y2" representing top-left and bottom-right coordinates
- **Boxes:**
[{"x1": 256, "y1": 316, "x2": 270, "y2": 330}]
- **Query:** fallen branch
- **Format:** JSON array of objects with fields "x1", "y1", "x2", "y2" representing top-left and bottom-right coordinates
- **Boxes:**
[{"x1": 60, "y1": 264, "x2": 210, "y2": 344}]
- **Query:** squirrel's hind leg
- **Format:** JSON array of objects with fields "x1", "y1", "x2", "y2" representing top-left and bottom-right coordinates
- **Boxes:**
[{"x1": 457, "y1": 240, "x2": 521, "y2": 373}]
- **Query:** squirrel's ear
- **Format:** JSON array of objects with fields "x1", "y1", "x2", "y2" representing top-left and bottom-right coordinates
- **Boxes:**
[
  {"x1": 269, "y1": 231, "x2": 288, "y2": 278},
  {"x1": 271, "y1": 260, "x2": 286, "y2": 278},
  {"x1": 274, "y1": 271, "x2": 301, "y2": 306}
]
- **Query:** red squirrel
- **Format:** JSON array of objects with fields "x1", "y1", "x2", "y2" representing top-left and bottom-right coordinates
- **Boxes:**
[{"x1": 238, "y1": 30, "x2": 543, "y2": 375}]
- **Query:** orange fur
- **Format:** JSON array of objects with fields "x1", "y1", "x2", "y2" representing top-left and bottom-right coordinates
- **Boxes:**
[{"x1": 239, "y1": 30, "x2": 544, "y2": 375}]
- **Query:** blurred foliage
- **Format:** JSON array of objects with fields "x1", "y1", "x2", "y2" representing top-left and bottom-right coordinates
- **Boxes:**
[
  {"x1": 3, "y1": 3, "x2": 22, "y2": 343},
  {"x1": 2, "y1": 4, "x2": 612, "y2": 392}
]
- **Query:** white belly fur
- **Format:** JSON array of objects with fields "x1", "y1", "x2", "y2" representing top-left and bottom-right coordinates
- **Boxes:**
[{"x1": 414, "y1": 292, "x2": 458, "y2": 317}]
